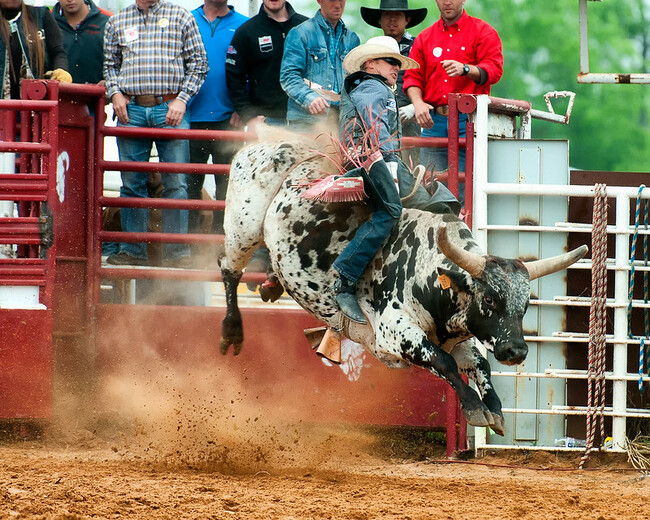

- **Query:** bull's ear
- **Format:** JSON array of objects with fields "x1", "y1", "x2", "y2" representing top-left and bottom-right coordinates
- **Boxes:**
[{"x1": 436, "y1": 267, "x2": 468, "y2": 293}]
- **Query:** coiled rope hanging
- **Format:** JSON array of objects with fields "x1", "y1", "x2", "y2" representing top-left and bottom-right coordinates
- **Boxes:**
[{"x1": 579, "y1": 183, "x2": 608, "y2": 469}]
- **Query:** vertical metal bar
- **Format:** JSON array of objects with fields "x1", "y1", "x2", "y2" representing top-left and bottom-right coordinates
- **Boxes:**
[
  {"x1": 613, "y1": 192, "x2": 630, "y2": 449},
  {"x1": 579, "y1": 0, "x2": 590, "y2": 74},
  {"x1": 464, "y1": 120, "x2": 474, "y2": 228},
  {"x1": 472, "y1": 95, "x2": 490, "y2": 451},
  {"x1": 90, "y1": 95, "x2": 105, "y2": 307},
  {"x1": 472, "y1": 95, "x2": 490, "y2": 247},
  {"x1": 17, "y1": 108, "x2": 29, "y2": 257},
  {"x1": 448, "y1": 95, "x2": 459, "y2": 198},
  {"x1": 445, "y1": 385, "x2": 457, "y2": 457},
  {"x1": 43, "y1": 96, "x2": 59, "y2": 309}
]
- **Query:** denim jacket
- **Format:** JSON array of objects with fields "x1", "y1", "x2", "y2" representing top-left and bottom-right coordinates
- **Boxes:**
[{"x1": 280, "y1": 10, "x2": 359, "y2": 126}]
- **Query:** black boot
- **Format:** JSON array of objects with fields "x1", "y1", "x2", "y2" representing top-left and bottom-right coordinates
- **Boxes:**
[{"x1": 333, "y1": 277, "x2": 367, "y2": 324}]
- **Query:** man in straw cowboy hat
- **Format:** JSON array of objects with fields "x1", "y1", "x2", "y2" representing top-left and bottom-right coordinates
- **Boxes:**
[
  {"x1": 360, "y1": 0, "x2": 427, "y2": 165},
  {"x1": 331, "y1": 36, "x2": 459, "y2": 324}
]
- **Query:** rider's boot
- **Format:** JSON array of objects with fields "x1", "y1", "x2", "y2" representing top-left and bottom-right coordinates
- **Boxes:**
[{"x1": 333, "y1": 276, "x2": 367, "y2": 324}]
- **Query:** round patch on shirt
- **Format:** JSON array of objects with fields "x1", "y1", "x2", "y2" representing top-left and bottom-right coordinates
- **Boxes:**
[
  {"x1": 432, "y1": 47, "x2": 443, "y2": 58},
  {"x1": 158, "y1": 18, "x2": 170, "y2": 28}
]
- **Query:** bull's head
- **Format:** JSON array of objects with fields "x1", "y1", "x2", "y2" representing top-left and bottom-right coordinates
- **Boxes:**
[{"x1": 437, "y1": 223, "x2": 588, "y2": 365}]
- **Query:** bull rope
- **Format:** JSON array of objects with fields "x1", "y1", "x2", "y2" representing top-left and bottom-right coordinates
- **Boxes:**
[{"x1": 579, "y1": 183, "x2": 608, "y2": 469}]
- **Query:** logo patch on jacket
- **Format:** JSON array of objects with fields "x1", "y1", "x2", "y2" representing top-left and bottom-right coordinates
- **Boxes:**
[
  {"x1": 386, "y1": 99, "x2": 397, "y2": 112},
  {"x1": 258, "y1": 35, "x2": 273, "y2": 53},
  {"x1": 227, "y1": 45, "x2": 236, "y2": 55}
]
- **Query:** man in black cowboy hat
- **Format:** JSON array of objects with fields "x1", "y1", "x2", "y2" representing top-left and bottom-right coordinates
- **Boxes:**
[{"x1": 360, "y1": 0, "x2": 427, "y2": 166}]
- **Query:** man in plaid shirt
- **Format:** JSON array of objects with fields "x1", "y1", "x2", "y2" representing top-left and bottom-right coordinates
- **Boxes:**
[{"x1": 103, "y1": 0, "x2": 208, "y2": 268}]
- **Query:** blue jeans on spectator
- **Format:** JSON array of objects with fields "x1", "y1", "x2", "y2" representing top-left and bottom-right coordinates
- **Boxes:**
[
  {"x1": 117, "y1": 102, "x2": 190, "y2": 261},
  {"x1": 419, "y1": 111, "x2": 468, "y2": 205}
]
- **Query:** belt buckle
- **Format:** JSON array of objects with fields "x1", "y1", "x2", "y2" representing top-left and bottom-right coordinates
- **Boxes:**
[{"x1": 437, "y1": 105, "x2": 449, "y2": 117}]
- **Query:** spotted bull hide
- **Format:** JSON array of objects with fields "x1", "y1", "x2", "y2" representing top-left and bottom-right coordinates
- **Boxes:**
[{"x1": 219, "y1": 137, "x2": 587, "y2": 435}]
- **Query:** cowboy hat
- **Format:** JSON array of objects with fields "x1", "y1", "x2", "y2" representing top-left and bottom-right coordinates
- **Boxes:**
[
  {"x1": 343, "y1": 35, "x2": 419, "y2": 74},
  {"x1": 360, "y1": 0, "x2": 428, "y2": 29}
]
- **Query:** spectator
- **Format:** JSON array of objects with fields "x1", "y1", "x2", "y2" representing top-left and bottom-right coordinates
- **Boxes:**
[
  {"x1": 53, "y1": 0, "x2": 110, "y2": 84},
  {"x1": 360, "y1": 0, "x2": 427, "y2": 167},
  {"x1": 404, "y1": 0, "x2": 503, "y2": 204},
  {"x1": 225, "y1": 0, "x2": 307, "y2": 276},
  {"x1": 0, "y1": 0, "x2": 71, "y2": 99},
  {"x1": 103, "y1": 0, "x2": 207, "y2": 267},
  {"x1": 279, "y1": 0, "x2": 359, "y2": 131},
  {"x1": 187, "y1": 0, "x2": 247, "y2": 239},
  {"x1": 226, "y1": 0, "x2": 307, "y2": 130}
]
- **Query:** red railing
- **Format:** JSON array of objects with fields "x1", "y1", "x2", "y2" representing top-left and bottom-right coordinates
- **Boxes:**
[{"x1": 0, "y1": 96, "x2": 59, "y2": 308}]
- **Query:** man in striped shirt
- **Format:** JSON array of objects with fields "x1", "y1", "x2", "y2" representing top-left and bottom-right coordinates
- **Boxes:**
[{"x1": 103, "y1": 0, "x2": 208, "y2": 268}]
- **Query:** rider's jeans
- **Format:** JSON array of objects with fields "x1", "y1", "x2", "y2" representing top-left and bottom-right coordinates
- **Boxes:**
[{"x1": 333, "y1": 160, "x2": 401, "y2": 283}]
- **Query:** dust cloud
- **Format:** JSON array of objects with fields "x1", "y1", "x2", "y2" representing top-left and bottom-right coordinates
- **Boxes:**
[{"x1": 49, "y1": 330, "x2": 379, "y2": 476}]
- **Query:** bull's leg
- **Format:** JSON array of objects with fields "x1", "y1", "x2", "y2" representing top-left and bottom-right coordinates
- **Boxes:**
[
  {"x1": 376, "y1": 319, "x2": 494, "y2": 428},
  {"x1": 220, "y1": 267, "x2": 244, "y2": 356},
  {"x1": 451, "y1": 340, "x2": 505, "y2": 436}
]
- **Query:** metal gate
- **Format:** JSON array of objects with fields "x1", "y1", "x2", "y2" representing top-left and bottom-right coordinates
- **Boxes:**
[
  {"x1": 0, "y1": 82, "x2": 59, "y2": 420},
  {"x1": 466, "y1": 94, "x2": 650, "y2": 453}
]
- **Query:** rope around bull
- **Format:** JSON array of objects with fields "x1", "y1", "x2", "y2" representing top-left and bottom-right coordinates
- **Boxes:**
[{"x1": 579, "y1": 183, "x2": 608, "y2": 469}]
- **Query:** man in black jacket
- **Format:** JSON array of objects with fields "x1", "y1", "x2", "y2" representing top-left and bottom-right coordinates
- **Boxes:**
[
  {"x1": 225, "y1": 0, "x2": 307, "y2": 277},
  {"x1": 225, "y1": 0, "x2": 307, "y2": 132},
  {"x1": 53, "y1": 0, "x2": 110, "y2": 84}
]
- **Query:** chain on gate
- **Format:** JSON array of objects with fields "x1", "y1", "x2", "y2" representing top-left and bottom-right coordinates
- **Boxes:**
[{"x1": 579, "y1": 183, "x2": 608, "y2": 469}]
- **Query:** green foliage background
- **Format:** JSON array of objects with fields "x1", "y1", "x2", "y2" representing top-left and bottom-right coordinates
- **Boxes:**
[{"x1": 338, "y1": 0, "x2": 649, "y2": 172}]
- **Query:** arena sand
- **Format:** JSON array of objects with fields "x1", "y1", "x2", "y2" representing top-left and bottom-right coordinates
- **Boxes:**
[{"x1": 0, "y1": 332, "x2": 648, "y2": 519}]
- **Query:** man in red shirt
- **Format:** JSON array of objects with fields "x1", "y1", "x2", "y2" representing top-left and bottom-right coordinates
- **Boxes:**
[{"x1": 403, "y1": 0, "x2": 503, "y2": 204}]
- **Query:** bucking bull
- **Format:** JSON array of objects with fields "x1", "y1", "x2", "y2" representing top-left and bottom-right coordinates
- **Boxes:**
[{"x1": 219, "y1": 131, "x2": 587, "y2": 435}]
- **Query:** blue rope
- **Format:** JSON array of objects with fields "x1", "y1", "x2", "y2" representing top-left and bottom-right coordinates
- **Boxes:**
[{"x1": 628, "y1": 185, "x2": 646, "y2": 393}]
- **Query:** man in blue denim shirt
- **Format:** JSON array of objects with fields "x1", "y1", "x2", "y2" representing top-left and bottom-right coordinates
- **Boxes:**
[{"x1": 279, "y1": 0, "x2": 359, "y2": 130}]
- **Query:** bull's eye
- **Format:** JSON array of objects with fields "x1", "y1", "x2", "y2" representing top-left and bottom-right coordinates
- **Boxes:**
[{"x1": 484, "y1": 296, "x2": 495, "y2": 307}]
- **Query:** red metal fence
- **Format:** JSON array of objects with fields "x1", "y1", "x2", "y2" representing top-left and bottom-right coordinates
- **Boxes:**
[{"x1": 0, "y1": 81, "x2": 470, "y2": 456}]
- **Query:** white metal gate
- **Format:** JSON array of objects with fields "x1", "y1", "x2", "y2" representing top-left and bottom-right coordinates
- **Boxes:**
[{"x1": 470, "y1": 95, "x2": 650, "y2": 453}]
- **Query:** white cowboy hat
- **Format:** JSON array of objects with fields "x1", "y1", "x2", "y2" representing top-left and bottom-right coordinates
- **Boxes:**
[{"x1": 343, "y1": 36, "x2": 419, "y2": 74}]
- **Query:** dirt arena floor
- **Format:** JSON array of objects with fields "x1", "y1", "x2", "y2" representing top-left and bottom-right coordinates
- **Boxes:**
[
  {"x1": 1, "y1": 353, "x2": 648, "y2": 519},
  {"x1": 2, "y1": 420, "x2": 649, "y2": 519}
]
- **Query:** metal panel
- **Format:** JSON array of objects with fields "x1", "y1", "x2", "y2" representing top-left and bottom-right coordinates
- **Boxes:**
[
  {"x1": 0, "y1": 309, "x2": 53, "y2": 418},
  {"x1": 94, "y1": 305, "x2": 451, "y2": 430},
  {"x1": 486, "y1": 139, "x2": 569, "y2": 446}
]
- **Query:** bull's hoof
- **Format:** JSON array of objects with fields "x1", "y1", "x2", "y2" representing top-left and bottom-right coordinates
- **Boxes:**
[
  {"x1": 490, "y1": 414, "x2": 506, "y2": 436},
  {"x1": 462, "y1": 407, "x2": 494, "y2": 428},
  {"x1": 219, "y1": 338, "x2": 242, "y2": 356},
  {"x1": 259, "y1": 278, "x2": 284, "y2": 302}
]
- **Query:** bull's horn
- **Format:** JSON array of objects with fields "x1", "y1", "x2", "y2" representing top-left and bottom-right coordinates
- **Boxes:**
[
  {"x1": 523, "y1": 245, "x2": 589, "y2": 281},
  {"x1": 437, "y1": 223, "x2": 486, "y2": 278}
]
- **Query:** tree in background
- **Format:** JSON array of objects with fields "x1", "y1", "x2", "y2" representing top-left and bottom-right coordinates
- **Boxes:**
[{"x1": 342, "y1": 0, "x2": 649, "y2": 172}]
